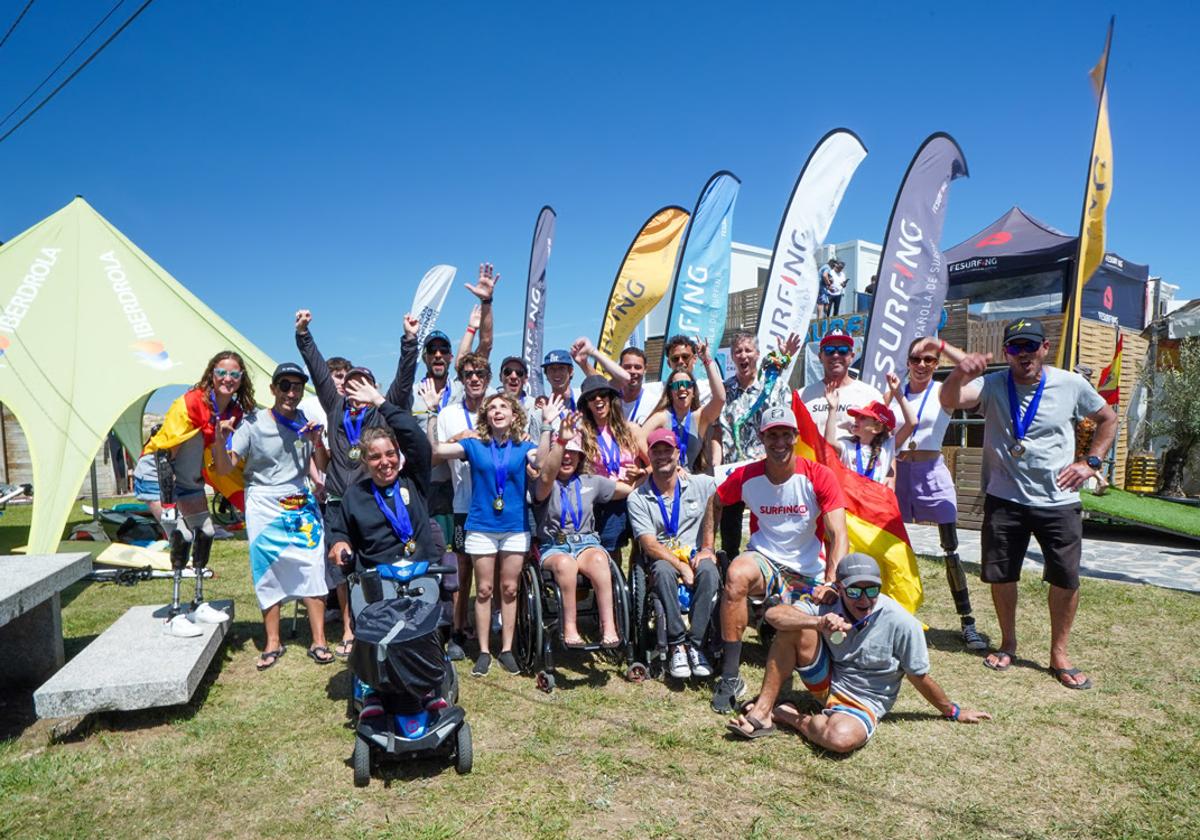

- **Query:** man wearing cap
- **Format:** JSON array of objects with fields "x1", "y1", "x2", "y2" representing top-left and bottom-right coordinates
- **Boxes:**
[
  {"x1": 295, "y1": 308, "x2": 418, "y2": 656},
  {"x1": 542, "y1": 348, "x2": 581, "y2": 413},
  {"x1": 714, "y1": 330, "x2": 803, "y2": 555},
  {"x1": 711, "y1": 404, "x2": 848, "y2": 713},
  {"x1": 727, "y1": 553, "x2": 990, "y2": 748},
  {"x1": 800, "y1": 331, "x2": 884, "y2": 437},
  {"x1": 211, "y1": 363, "x2": 334, "y2": 670},
  {"x1": 627, "y1": 428, "x2": 720, "y2": 679},
  {"x1": 941, "y1": 318, "x2": 1116, "y2": 690}
]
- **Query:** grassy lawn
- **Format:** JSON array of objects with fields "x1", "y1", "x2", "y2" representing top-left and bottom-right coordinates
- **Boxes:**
[
  {"x1": 2, "y1": 500, "x2": 1198, "y2": 839},
  {"x1": 1082, "y1": 487, "x2": 1200, "y2": 539}
]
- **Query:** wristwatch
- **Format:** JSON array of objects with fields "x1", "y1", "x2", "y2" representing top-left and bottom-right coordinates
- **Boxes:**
[{"x1": 1085, "y1": 455, "x2": 1102, "y2": 470}]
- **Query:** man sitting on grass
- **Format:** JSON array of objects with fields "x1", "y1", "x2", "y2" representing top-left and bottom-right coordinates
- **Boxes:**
[{"x1": 727, "y1": 553, "x2": 990, "y2": 751}]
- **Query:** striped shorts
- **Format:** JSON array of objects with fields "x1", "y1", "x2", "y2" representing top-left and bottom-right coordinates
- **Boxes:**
[{"x1": 795, "y1": 640, "x2": 878, "y2": 740}]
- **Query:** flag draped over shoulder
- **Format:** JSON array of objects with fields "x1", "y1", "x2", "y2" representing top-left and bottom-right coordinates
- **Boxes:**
[
  {"x1": 145, "y1": 389, "x2": 246, "y2": 511},
  {"x1": 790, "y1": 392, "x2": 923, "y2": 614},
  {"x1": 1098, "y1": 332, "x2": 1122, "y2": 406}
]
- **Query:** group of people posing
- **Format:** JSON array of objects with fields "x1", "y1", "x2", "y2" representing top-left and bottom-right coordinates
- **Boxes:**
[{"x1": 144, "y1": 264, "x2": 1116, "y2": 753}]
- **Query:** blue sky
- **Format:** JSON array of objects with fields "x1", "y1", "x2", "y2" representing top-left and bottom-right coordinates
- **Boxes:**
[{"x1": 0, "y1": 1, "x2": 1195, "y2": 406}]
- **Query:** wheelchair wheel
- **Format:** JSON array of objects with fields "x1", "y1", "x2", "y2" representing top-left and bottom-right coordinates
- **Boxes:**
[
  {"x1": 515, "y1": 564, "x2": 543, "y2": 674},
  {"x1": 627, "y1": 562, "x2": 653, "y2": 678},
  {"x1": 454, "y1": 721, "x2": 473, "y2": 775},
  {"x1": 609, "y1": 556, "x2": 632, "y2": 660},
  {"x1": 352, "y1": 737, "x2": 371, "y2": 787},
  {"x1": 210, "y1": 492, "x2": 242, "y2": 527}
]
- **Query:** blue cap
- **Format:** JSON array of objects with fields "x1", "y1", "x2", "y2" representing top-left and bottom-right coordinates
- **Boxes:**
[
  {"x1": 542, "y1": 349, "x2": 573, "y2": 368},
  {"x1": 423, "y1": 330, "x2": 452, "y2": 350}
]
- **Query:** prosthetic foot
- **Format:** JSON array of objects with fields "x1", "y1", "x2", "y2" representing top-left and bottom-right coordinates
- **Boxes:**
[
  {"x1": 164, "y1": 518, "x2": 202, "y2": 637},
  {"x1": 188, "y1": 518, "x2": 228, "y2": 624},
  {"x1": 938, "y1": 523, "x2": 989, "y2": 651}
]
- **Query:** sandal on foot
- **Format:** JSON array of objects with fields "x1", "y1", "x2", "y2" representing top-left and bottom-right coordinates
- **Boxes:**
[
  {"x1": 563, "y1": 636, "x2": 587, "y2": 649},
  {"x1": 1050, "y1": 666, "x2": 1093, "y2": 690},
  {"x1": 256, "y1": 647, "x2": 286, "y2": 671},
  {"x1": 983, "y1": 650, "x2": 1014, "y2": 671},
  {"x1": 726, "y1": 714, "x2": 777, "y2": 740},
  {"x1": 307, "y1": 645, "x2": 335, "y2": 665},
  {"x1": 334, "y1": 640, "x2": 354, "y2": 658},
  {"x1": 600, "y1": 636, "x2": 622, "y2": 649}
]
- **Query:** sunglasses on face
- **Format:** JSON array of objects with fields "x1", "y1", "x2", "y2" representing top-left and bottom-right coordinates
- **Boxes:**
[
  {"x1": 844, "y1": 584, "x2": 881, "y2": 600},
  {"x1": 908, "y1": 355, "x2": 938, "y2": 365},
  {"x1": 1004, "y1": 340, "x2": 1042, "y2": 356},
  {"x1": 502, "y1": 368, "x2": 526, "y2": 378},
  {"x1": 822, "y1": 346, "x2": 852, "y2": 356},
  {"x1": 214, "y1": 369, "x2": 243, "y2": 380},
  {"x1": 669, "y1": 353, "x2": 693, "y2": 364},
  {"x1": 275, "y1": 380, "x2": 304, "y2": 394},
  {"x1": 588, "y1": 392, "x2": 611, "y2": 402},
  {"x1": 669, "y1": 380, "x2": 695, "y2": 392},
  {"x1": 461, "y1": 369, "x2": 487, "y2": 380},
  {"x1": 426, "y1": 345, "x2": 451, "y2": 357}
]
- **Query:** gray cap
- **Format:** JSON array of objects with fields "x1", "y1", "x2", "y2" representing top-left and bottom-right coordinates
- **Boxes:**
[
  {"x1": 759, "y1": 405, "x2": 797, "y2": 433},
  {"x1": 836, "y1": 553, "x2": 882, "y2": 587}
]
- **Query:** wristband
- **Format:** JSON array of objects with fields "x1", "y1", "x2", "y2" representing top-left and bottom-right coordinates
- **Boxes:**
[
  {"x1": 480, "y1": 297, "x2": 493, "y2": 305},
  {"x1": 945, "y1": 702, "x2": 960, "y2": 721},
  {"x1": 466, "y1": 327, "x2": 477, "y2": 335},
  {"x1": 555, "y1": 436, "x2": 570, "y2": 447},
  {"x1": 939, "y1": 339, "x2": 946, "y2": 355}
]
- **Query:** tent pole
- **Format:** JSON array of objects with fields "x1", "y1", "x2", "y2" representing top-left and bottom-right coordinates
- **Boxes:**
[{"x1": 89, "y1": 463, "x2": 100, "y2": 521}]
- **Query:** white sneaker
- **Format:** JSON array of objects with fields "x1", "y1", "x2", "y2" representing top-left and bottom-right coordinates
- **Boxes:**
[
  {"x1": 191, "y1": 602, "x2": 229, "y2": 625},
  {"x1": 688, "y1": 647, "x2": 713, "y2": 678},
  {"x1": 164, "y1": 613, "x2": 203, "y2": 638},
  {"x1": 668, "y1": 645, "x2": 692, "y2": 679}
]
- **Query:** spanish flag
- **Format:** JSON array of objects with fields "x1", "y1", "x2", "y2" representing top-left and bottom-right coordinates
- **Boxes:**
[
  {"x1": 791, "y1": 392, "x2": 924, "y2": 614},
  {"x1": 1098, "y1": 332, "x2": 1122, "y2": 406},
  {"x1": 144, "y1": 389, "x2": 246, "y2": 511}
]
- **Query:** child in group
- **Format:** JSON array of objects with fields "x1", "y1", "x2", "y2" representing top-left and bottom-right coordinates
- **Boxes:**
[{"x1": 823, "y1": 373, "x2": 915, "y2": 489}]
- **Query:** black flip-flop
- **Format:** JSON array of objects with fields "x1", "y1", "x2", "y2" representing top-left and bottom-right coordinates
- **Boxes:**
[
  {"x1": 1050, "y1": 667, "x2": 1093, "y2": 690},
  {"x1": 256, "y1": 647, "x2": 286, "y2": 671},
  {"x1": 726, "y1": 714, "x2": 777, "y2": 740},
  {"x1": 563, "y1": 637, "x2": 588, "y2": 649},
  {"x1": 983, "y1": 650, "x2": 1014, "y2": 672},
  {"x1": 307, "y1": 645, "x2": 335, "y2": 665},
  {"x1": 334, "y1": 640, "x2": 354, "y2": 659}
]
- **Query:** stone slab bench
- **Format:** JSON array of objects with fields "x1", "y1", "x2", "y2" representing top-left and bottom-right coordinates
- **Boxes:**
[
  {"x1": 33, "y1": 599, "x2": 234, "y2": 719},
  {"x1": 0, "y1": 553, "x2": 92, "y2": 689}
]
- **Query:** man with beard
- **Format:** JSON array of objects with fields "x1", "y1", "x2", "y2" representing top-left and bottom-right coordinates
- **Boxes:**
[
  {"x1": 800, "y1": 331, "x2": 883, "y2": 437},
  {"x1": 940, "y1": 318, "x2": 1115, "y2": 690},
  {"x1": 710, "y1": 406, "x2": 848, "y2": 713}
]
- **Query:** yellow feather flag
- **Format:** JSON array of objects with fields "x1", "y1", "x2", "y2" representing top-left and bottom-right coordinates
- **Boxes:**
[{"x1": 1059, "y1": 18, "x2": 1115, "y2": 369}]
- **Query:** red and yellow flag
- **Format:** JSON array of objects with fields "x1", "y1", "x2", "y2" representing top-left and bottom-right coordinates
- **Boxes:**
[
  {"x1": 1097, "y1": 332, "x2": 1122, "y2": 406},
  {"x1": 144, "y1": 390, "x2": 246, "y2": 511},
  {"x1": 791, "y1": 393, "x2": 923, "y2": 614}
]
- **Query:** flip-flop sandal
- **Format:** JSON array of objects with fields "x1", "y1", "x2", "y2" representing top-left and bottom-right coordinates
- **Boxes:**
[
  {"x1": 983, "y1": 650, "x2": 1014, "y2": 671},
  {"x1": 726, "y1": 714, "x2": 777, "y2": 740},
  {"x1": 600, "y1": 636, "x2": 622, "y2": 649},
  {"x1": 563, "y1": 637, "x2": 588, "y2": 649},
  {"x1": 1050, "y1": 667, "x2": 1094, "y2": 690},
  {"x1": 307, "y1": 645, "x2": 335, "y2": 665},
  {"x1": 256, "y1": 647, "x2": 286, "y2": 671},
  {"x1": 334, "y1": 640, "x2": 354, "y2": 658}
]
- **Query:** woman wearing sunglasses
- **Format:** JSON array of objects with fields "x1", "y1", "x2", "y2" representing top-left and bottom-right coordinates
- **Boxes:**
[
  {"x1": 643, "y1": 340, "x2": 725, "y2": 472},
  {"x1": 576, "y1": 374, "x2": 648, "y2": 555}
]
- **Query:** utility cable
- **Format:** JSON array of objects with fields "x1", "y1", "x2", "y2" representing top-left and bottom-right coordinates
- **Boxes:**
[{"x1": 0, "y1": 0, "x2": 36, "y2": 51}]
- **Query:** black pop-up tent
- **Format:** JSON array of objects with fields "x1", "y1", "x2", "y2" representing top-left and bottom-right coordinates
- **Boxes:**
[{"x1": 943, "y1": 206, "x2": 1148, "y2": 330}]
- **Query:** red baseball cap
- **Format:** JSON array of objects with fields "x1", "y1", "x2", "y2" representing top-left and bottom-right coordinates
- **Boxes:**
[
  {"x1": 848, "y1": 400, "x2": 896, "y2": 431},
  {"x1": 647, "y1": 428, "x2": 678, "y2": 450},
  {"x1": 819, "y1": 331, "x2": 855, "y2": 351}
]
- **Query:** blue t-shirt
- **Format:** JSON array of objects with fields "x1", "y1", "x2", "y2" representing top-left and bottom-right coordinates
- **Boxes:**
[{"x1": 460, "y1": 438, "x2": 535, "y2": 533}]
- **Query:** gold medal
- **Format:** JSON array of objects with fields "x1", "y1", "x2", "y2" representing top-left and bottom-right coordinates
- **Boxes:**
[
  {"x1": 907, "y1": 440, "x2": 917, "y2": 451},
  {"x1": 493, "y1": 496, "x2": 505, "y2": 512},
  {"x1": 829, "y1": 630, "x2": 846, "y2": 645},
  {"x1": 1010, "y1": 442, "x2": 1026, "y2": 457},
  {"x1": 403, "y1": 539, "x2": 417, "y2": 556},
  {"x1": 348, "y1": 445, "x2": 361, "y2": 462}
]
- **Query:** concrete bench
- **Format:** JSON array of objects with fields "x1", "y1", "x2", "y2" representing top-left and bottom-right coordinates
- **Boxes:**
[
  {"x1": 0, "y1": 553, "x2": 92, "y2": 689},
  {"x1": 34, "y1": 600, "x2": 234, "y2": 719}
]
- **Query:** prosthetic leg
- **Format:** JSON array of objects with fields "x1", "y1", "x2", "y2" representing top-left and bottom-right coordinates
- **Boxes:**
[
  {"x1": 157, "y1": 452, "x2": 203, "y2": 637},
  {"x1": 187, "y1": 515, "x2": 228, "y2": 624},
  {"x1": 938, "y1": 522, "x2": 988, "y2": 651}
]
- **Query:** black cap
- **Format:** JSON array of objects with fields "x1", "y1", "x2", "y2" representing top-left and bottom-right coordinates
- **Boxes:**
[
  {"x1": 1003, "y1": 318, "x2": 1045, "y2": 345},
  {"x1": 272, "y1": 362, "x2": 308, "y2": 384},
  {"x1": 423, "y1": 330, "x2": 452, "y2": 350},
  {"x1": 579, "y1": 374, "x2": 618, "y2": 402},
  {"x1": 344, "y1": 366, "x2": 376, "y2": 385},
  {"x1": 500, "y1": 355, "x2": 527, "y2": 375}
]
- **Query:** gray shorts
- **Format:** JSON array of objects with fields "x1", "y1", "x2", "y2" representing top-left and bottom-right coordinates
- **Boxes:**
[{"x1": 171, "y1": 435, "x2": 207, "y2": 498}]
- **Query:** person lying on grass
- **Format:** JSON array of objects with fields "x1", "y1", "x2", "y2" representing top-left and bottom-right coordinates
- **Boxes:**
[{"x1": 727, "y1": 553, "x2": 990, "y2": 751}]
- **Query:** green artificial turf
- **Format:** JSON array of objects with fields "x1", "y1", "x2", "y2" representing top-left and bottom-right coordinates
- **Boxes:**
[{"x1": 1082, "y1": 487, "x2": 1200, "y2": 538}]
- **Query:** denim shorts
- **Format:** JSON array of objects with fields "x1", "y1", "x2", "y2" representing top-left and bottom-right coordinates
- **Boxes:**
[
  {"x1": 539, "y1": 533, "x2": 603, "y2": 563},
  {"x1": 133, "y1": 475, "x2": 160, "y2": 502}
]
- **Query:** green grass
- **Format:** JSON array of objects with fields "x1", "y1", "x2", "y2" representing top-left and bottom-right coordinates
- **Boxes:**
[
  {"x1": 1082, "y1": 487, "x2": 1200, "y2": 538},
  {"x1": 2, "y1": 499, "x2": 1199, "y2": 838}
]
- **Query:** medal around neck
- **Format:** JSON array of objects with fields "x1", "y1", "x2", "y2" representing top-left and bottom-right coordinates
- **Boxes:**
[
  {"x1": 348, "y1": 445, "x2": 361, "y2": 462},
  {"x1": 1009, "y1": 442, "x2": 1026, "y2": 457},
  {"x1": 403, "y1": 539, "x2": 417, "y2": 556},
  {"x1": 829, "y1": 630, "x2": 846, "y2": 645},
  {"x1": 493, "y1": 496, "x2": 505, "y2": 512}
]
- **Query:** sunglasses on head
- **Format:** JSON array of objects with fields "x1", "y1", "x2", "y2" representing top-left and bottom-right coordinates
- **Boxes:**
[
  {"x1": 908, "y1": 355, "x2": 938, "y2": 365},
  {"x1": 460, "y1": 368, "x2": 487, "y2": 380},
  {"x1": 822, "y1": 345, "x2": 852, "y2": 356},
  {"x1": 1004, "y1": 340, "x2": 1042, "y2": 355},
  {"x1": 275, "y1": 379, "x2": 305, "y2": 394},
  {"x1": 214, "y1": 369, "x2": 243, "y2": 380},
  {"x1": 669, "y1": 380, "x2": 695, "y2": 392},
  {"x1": 844, "y1": 584, "x2": 881, "y2": 600},
  {"x1": 502, "y1": 367, "x2": 526, "y2": 378}
]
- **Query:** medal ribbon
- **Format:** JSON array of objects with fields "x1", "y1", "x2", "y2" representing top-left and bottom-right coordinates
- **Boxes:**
[
  {"x1": 489, "y1": 440, "x2": 511, "y2": 504},
  {"x1": 854, "y1": 440, "x2": 875, "y2": 480},
  {"x1": 271, "y1": 408, "x2": 309, "y2": 435},
  {"x1": 209, "y1": 390, "x2": 234, "y2": 448},
  {"x1": 671, "y1": 409, "x2": 692, "y2": 466},
  {"x1": 627, "y1": 391, "x2": 642, "y2": 422},
  {"x1": 1006, "y1": 371, "x2": 1046, "y2": 445},
  {"x1": 342, "y1": 405, "x2": 365, "y2": 447},
  {"x1": 462, "y1": 401, "x2": 475, "y2": 431},
  {"x1": 372, "y1": 480, "x2": 414, "y2": 544},
  {"x1": 903, "y1": 382, "x2": 933, "y2": 445},
  {"x1": 558, "y1": 477, "x2": 583, "y2": 533},
  {"x1": 596, "y1": 427, "x2": 621, "y2": 477},
  {"x1": 650, "y1": 476, "x2": 681, "y2": 540}
]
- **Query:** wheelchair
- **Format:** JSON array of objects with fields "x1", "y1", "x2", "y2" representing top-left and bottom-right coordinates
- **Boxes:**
[
  {"x1": 625, "y1": 545, "x2": 725, "y2": 681},
  {"x1": 514, "y1": 539, "x2": 639, "y2": 693}
]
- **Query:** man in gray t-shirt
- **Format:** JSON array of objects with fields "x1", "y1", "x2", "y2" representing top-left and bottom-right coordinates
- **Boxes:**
[
  {"x1": 728, "y1": 554, "x2": 989, "y2": 750},
  {"x1": 627, "y1": 428, "x2": 720, "y2": 680},
  {"x1": 941, "y1": 318, "x2": 1116, "y2": 691}
]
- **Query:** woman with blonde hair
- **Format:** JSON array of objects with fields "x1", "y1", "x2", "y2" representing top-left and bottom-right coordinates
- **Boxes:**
[{"x1": 431, "y1": 391, "x2": 537, "y2": 677}]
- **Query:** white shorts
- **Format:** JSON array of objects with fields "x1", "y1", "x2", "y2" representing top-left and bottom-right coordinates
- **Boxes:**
[{"x1": 464, "y1": 530, "x2": 530, "y2": 556}]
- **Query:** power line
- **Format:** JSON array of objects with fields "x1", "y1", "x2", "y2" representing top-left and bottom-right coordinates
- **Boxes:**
[
  {"x1": 0, "y1": 0, "x2": 127, "y2": 131},
  {"x1": 0, "y1": 0, "x2": 36, "y2": 51},
  {"x1": 0, "y1": 0, "x2": 155, "y2": 146}
]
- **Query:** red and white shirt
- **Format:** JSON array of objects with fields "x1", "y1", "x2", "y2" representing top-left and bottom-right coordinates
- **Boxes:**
[{"x1": 717, "y1": 457, "x2": 846, "y2": 578}]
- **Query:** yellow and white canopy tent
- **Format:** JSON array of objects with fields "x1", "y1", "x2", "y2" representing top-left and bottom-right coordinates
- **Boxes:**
[{"x1": 0, "y1": 197, "x2": 278, "y2": 554}]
